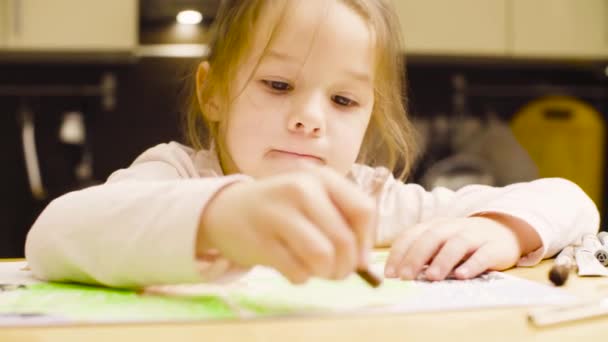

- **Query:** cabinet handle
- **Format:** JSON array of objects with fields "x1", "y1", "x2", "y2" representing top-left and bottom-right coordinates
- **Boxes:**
[
  {"x1": 19, "y1": 105, "x2": 47, "y2": 200},
  {"x1": 12, "y1": 0, "x2": 21, "y2": 37}
]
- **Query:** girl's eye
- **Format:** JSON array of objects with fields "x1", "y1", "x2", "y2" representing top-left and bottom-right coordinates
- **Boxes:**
[
  {"x1": 262, "y1": 80, "x2": 293, "y2": 92},
  {"x1": 332, "y1": 95, "x2": 357, "y2": 107}
]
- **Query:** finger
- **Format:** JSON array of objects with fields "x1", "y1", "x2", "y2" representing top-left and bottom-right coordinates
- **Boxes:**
[
  {"x1": 301, "y1": 191, "x2": 357, "y2": 279},
  {"x1": 384, "y1": 222, "x2": 431, "y2": 278},
  {"x1": 396, "y1": 223, "x2": 462, "y2": 280},
  {"x1": 453, "y1": 243, "x2": 495, "y2": 280},
  {"x1": 274, "y1": 210, "x2": 336, "y2": 278},
  {"x1": 425, "y1": 233, "x2": 481, "y2": 281},
  {"x1": 263, "y1": 240, "x2": 311, "y2": 284},
  {"x1": 315, "y1": 167, "x2": 376, "y2": 265},
  {"x1": 360, "y1": 208, "x2": 376, "y2": 269}
]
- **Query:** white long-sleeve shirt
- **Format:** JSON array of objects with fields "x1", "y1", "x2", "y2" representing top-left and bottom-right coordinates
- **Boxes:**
[{"x1": 25, "y1": 142, "x2": 599, "y2": 287}]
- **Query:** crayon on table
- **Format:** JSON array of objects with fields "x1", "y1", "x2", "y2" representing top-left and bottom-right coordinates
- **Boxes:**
[
  {"x1": 582, "y1": 233, "x2": 608, "y2": 266},
  {"x1": 549, "y1": 245, "x2": 576, "y2": 286},
  {"x1": 597, "y1": 231, "x2": 608, "y2": 249}
]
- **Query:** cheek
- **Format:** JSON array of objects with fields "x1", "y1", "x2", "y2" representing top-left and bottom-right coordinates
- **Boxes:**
[
  {"x1": 222, "y1": 103, "x2": 277, "y2": 166},
  {"x1": 226, "y1": 104, "x2": 277, "y2": 142},
  {"x1": 330, "y1": 112, "x2": 372, "y2": 171},
  {"x1": 223, "y1": 115, "x2": 258, "y2": 155}
]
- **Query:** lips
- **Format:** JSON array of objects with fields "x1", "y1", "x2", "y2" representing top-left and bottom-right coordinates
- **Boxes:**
[{"x1": 267, "y1": 149, "x2": 325, "y2": 164}]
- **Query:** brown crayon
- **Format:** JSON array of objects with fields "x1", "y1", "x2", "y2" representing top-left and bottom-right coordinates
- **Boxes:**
[
  {"x1": 548, "y1": 265, "x2": 571, "y2": 286},
  {"x1": 357, "y1": 268, "x2": 382, "y2": 288},
  {"x1": 548, "y1": 245, "x2": 576, "y2": 286}
]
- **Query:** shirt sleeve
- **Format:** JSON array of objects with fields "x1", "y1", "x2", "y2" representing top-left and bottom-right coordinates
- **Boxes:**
[
  {"x1": 25, "y1": 143, "x2": 251, "y2": 288},
  {"x1": 354, "y1": 165, "x2": 600, "y2": 266}
]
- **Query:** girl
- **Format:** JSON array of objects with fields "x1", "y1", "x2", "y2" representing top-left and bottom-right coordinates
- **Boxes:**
[{"x1": 25, "y1": 0, "x2": 598, "y2": 288}]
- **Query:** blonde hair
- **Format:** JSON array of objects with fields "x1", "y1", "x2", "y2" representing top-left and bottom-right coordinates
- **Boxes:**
[{"x1": 184, "y1": 0, "x2": 418, "y2": 180}]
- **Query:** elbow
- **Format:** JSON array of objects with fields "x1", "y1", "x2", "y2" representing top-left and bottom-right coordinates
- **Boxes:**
[
  {"x1": 25, "y1": 211, "x2": 52, "y2": 281},
  {"x1": 25, "y1": 193, "x2": 82, "y2": 282},
  {"x1": 25, "y1": 197, "x2": 62, "y2": 281},
  {"x1": 549, "y1": 177, "x2": 600, "y2": 235}
]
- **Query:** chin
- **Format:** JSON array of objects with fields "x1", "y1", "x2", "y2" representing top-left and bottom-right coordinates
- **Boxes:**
[
  {"x1": 254, "y1": 161, "x2": 322, "y2": 178},
  {"x1": 255, "y1": 161, "x2": 352, "y2": 179}
]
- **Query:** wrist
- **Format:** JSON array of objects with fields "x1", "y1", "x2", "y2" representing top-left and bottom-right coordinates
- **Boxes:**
[
  {"x1": 472, "y1": 212, "x2": 542, "y2": 256},
  {"x1": 195, "y1": 181, "x2": 244, "y2": 259}
]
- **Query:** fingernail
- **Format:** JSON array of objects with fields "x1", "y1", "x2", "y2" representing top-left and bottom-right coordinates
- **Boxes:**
[
  {"x1": 426, "y1": 266, "x2": 439, "y2": 279},
  {"x1": 456, "y1": 266, "x2": 469, "y2": 278},
  {"x1": 385, "y1": 266, "x2": 396, "y2": 278},
  {"x1": 400, "y1": 267, "x2": 413, "y2": 280}
]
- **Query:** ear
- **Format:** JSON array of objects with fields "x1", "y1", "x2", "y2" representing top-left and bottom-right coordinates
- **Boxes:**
[{"x1": 196, "y1": 61, "x2": 220, "y2": 121}]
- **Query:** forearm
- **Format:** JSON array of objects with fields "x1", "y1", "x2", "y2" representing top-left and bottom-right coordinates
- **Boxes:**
[
  {"x1": 26, "y1": 177, "x2": 246, "y2": 288},
  {"x1": 468, "y1": 178, "x2": 599, "y2": 264}
]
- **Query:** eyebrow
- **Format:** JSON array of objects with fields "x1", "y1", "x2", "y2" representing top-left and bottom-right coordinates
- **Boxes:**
[
  {"x1": 264, "y1": 50, "x2": 300, "y2": 64},
  {"x1": 264, "y1": 50, "x2": 372, "y2": 85},
  {"x1": 345, "y1": 70, "x2": 372, "y2": 85}
]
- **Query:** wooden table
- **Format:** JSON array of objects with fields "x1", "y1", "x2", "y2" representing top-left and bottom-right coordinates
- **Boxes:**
[{"x1": 1, "y1": 260, "x2": 608, "y2": 341}]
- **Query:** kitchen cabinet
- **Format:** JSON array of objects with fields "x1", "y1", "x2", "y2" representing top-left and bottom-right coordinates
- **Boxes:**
[
  {"x1": 393, "y1": 0, "x2": 607, "y2": 60},
  {"x1": 2, "y1": 0, "x2": 137, "y2": 52},
  {"x1": 511, "y1": 0, "x2": 608, "y2": 59},
  {"x1": 393, "y1": 0, "x2": 508, "y2": 56},
  {"x1": 0, "y1": 0, "x2": 8, "y2": 47}
]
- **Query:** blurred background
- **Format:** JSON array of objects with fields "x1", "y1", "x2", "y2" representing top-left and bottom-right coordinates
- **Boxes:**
[{"x1": 0, "y1": 0, "x2": 606, "y2": 257}]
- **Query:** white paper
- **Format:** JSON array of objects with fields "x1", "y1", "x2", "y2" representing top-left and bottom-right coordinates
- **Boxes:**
[
  {"x1": 148, "y1": 253, "x2": 577, "y2": 314},
  {"x1": 0, "y1": 261, "x2": 40, "y2": 286}
]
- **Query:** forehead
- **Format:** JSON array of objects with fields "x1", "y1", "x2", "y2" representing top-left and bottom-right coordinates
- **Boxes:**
[{"x1": 252, "y1": 0, "x2": 375, "y2": 73}]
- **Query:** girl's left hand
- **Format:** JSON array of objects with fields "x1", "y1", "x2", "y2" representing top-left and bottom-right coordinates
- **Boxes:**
[{"x1": 384, "y1": 215, "x2": 526, "y2": 281}]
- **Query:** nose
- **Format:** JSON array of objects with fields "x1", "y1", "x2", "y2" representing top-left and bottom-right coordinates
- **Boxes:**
[{"x1": 287, "y1": 94, "x2": 325, "y2": 137}]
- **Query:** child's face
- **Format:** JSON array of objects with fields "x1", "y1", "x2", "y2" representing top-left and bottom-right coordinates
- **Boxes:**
[{"x1": 220, "y1": 0, "x2": 375, "y2": 178}]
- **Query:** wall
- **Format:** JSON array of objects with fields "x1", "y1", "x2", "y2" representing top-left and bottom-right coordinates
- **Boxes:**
[{"x1": 0, "y1": 57, "x2": 606, "y2": 257}]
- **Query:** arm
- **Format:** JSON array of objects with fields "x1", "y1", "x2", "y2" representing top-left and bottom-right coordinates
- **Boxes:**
[
  {"x1": 25, "y1": 143, "x2": 250, "y2": 288},
  {"x1": 450, "y1": 177, "x2": 599, "y2": 265},
  {"x1": 353, "y1": 165, "x2": 599, "y2": 270}
]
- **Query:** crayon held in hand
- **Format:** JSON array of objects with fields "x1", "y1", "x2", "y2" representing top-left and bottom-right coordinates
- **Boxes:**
[{"x1": 357, "y1": 268, "x2": 382, "y2": 287}]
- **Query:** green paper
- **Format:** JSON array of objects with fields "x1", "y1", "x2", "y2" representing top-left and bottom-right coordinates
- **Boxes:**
[
  {"x1": 233, "y1": 273, "x2": 414, "y2": 315},
  {"x1": 0, "y1": 283, "x2": 235, "y2": 322},
  {"x1": 0, "y1": 252, "x2": 414, "y2": 322}
]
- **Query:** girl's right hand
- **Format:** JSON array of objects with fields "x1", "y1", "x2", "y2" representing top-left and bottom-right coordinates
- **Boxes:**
[{"x1": 198, "y1": 167, "x2": 376, "y2": 284}]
